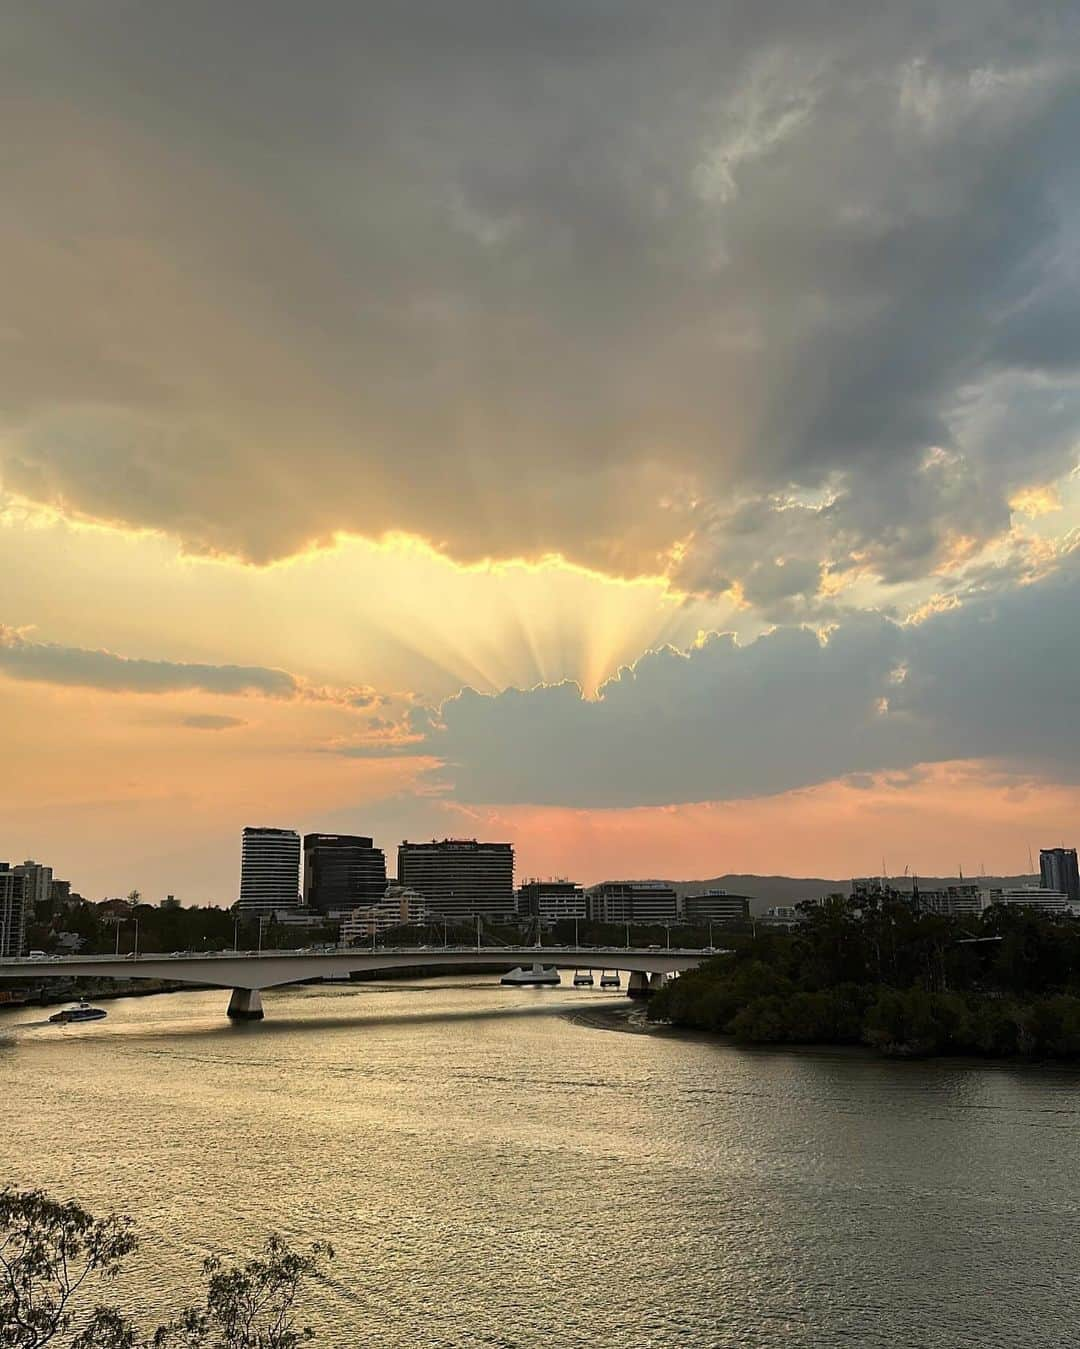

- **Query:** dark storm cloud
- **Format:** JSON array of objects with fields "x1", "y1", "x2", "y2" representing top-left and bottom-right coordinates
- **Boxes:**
[
  {"x1": 0, "y1": 4, "x2": 1078, "y2": 591},
  {"x1": 408, "y1": 554, "x2": 1080, "y2": 806},
  {"x1": 0, "y1": 629, "x2": 299, "y2": 699}
]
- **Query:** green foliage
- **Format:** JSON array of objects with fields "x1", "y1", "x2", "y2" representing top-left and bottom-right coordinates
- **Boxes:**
[
  {"x1": 863, "y1": 988, "x2": 972, "y2": 1057},
  {"x1": 649, "y1": 900, "x2": 1080, "y2": 1060},
  {"x1": 1021, "y1": 995, "x2": 1080, "y2": 1057},
  {"x1": 969, "y1": 997, "x2": 1026, "y2": 1057},
  {"x1": 0, "y1": 1189, "x2": 136, "y2": 1349},
  {"x1": 153, "y1": 1235, "x2": 334, "y2": 1349},
  {"x1": 0, "y1": 1192, "x2": 332, "y2": 1349},
  {"x1": 730, "y1": 987, "x2": 870, "y2": 1045}
]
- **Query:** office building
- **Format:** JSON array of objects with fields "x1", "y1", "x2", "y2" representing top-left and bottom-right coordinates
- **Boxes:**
[
  {"x1": 303, "y1": 834, "x2": 387, "y2": 917},
  {"x1": 586, "y1": 881, "x2": 678, "y2": 925},
  {"x1": 517, "y1": 879, "x2": 586, "y2": 923},
  {"x1": 982, "y1": 886, "x2": 1069, "y2": 914},
  {"x1": 397, "y1": 839, "x2": 515, "y2": 920},
  {"x1": 1040, "y1": 848, "x2": 1080, "y2": 902},
  {"x1": 340, "y1": 886, "x2": 428, "y2": 942},
  {"x1": 237, "y1": 827, "x2": 301, "y2": 913},
  {"x1": 915, "y1": 884, "x2": 983, "y2": 917},
  {"x1": 0, "y1": 865, "x2": 29, "y2": 958},
  {"x1": 683, "y1": 890, "x2": 751, "y2": 925}
]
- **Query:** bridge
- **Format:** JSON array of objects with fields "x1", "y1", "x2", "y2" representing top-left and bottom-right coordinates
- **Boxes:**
[{"x1": 0, "y1": 946, "x2": 714, "y2": 1019}]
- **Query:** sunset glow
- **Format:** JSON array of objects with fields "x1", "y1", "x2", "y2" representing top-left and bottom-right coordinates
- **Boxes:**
[{"x1": 4, "y1": 4, "x2": 1080, "y2": 902}]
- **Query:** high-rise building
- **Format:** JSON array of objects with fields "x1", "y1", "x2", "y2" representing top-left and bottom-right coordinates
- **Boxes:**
[
  {"x1": 0, "y1": 865, "x2": 29, "y2": 957},
  {"x1": 237, "y1": 827, "x2": 301, "y2": 913},
  {"x1": 586, "y1": 881, "x2": 678, "y2": 925},
  {"x1": 1040, "y1": 848, "x2": 1080, "y2": 902},
  {"x1": 397, "y1": 839, "x2": 515, "y2": 920},
  {"x1": 517, "y1": 879, "x2": 586, "y2": 923},
  {"x1": 303, "y1": 834, "x2": 387, "y2": 917},
  {"x1": 683, "y1": 890, "x2": 751, "y2": 924},
  {"x1": 15, "y1": 860, "x2": 53, "y2": 913}
]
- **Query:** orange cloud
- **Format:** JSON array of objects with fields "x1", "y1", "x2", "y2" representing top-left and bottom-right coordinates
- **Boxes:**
[
  {"x1": 460, "y1": 761, "x2": 1075, "y2": 883},
  {"x1": 1010, "y1": 484, "x2": 1062, "y2": 518}
]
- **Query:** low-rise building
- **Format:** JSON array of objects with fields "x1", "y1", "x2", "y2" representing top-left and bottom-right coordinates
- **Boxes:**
[
  {"x1": 341, "y1": 886, "x2": 429, "y2": 943},
  {"x1": 268, "y1": 909, "x2": 329, "y2": 929},
  {"x1": 982, "y1": 886, "x2": 1070, "y2": 914},
  {"x1": 683, "y1": 891, "x2": 751, "y2": 925},
  {"x1": 851, "y1": 877, "x2": 904, "y2": 904},
  {"x1": 759, "y1": 905, "x2": 804, "y2": 929},
  {"x1": 586, "y1": 881, "x2": 679, "y2": 925},
  {"x1": 914, "y1": 884, "x2": 983, "y2": 917},
  {"x1": 517, "y1": 879, "x2": 586, "y2": 923}
]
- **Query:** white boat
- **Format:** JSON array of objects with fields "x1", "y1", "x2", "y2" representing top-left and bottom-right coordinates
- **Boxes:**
[
  {"x1": 573, "y1": 970, "x2": 594, "y2": 987},
  {"x1": 49, "y1": 1000, "x2": 107, "y2": 1024},
  {"x1": 501, "y1": 963, "x2": 561, "y2": 986},
  {"x1": 599, "y1": 971, "x2": 621, "y2": 989}
]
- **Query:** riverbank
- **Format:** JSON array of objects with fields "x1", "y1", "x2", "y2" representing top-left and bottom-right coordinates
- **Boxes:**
[
  {"x1": 563, "y1": 1002, "x2": 658, "y2": 1035},
  {"x1": 0, "y1": 977, "x2": 196, "y2": 1011}
]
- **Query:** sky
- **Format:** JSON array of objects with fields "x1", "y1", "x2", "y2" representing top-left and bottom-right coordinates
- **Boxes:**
[{"x1": 3, "y1": 2, "x2": 1080, "y2": 900}]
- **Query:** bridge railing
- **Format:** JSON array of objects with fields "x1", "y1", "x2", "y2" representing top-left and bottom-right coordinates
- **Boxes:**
[{"x1": 0, "y1": 944, "x2": 718, "y2": 965}]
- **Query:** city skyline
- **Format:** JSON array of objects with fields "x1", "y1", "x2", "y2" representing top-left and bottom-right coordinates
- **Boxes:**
[
  {"x1": 10, "y1": 827, "x2": 1079, "y2": 912},
  {"x1": 5, "y1": 6, "x2": 1080, "y2": 900}
]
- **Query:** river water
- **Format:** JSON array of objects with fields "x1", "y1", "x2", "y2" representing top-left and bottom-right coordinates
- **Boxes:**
[{"x1": 1, "y1": 976, "x2": 1079, "y2": 1347}]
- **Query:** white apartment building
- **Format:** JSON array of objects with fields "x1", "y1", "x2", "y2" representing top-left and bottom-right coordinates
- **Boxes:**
[{"x1": 341, "y1": 886, "x2": 429, "y2": 943}]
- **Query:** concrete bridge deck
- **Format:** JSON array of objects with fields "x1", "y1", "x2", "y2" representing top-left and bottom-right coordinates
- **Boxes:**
[{"x1": 0, "y1": 946, "x2": 714, "y2": 1019}]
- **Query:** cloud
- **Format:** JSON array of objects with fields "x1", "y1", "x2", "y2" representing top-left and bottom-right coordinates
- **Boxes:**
[
  {"x1": 405, "y1": 551, "x2": 1080, "y2": 806},
  {"x1": 0, "y1": 627, "x2": 298, "y2": 698},
  {"x1": 0, "y1": 4, "x2": 1077, "y2": 602},
  {"x1": 181, "y1": 714, "x2": 247, "y2": 730}
]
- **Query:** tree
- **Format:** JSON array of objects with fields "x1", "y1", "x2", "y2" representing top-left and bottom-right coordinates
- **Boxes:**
[
  {"x1": 0, "y1": 1189, "x2": 136, "y2": 1349},
  {"x1": 0, "y1": 1191, "x2": 332, "y2": 1349},
  {"x1": 155, "y1": 1235, "x2": 334, "y2": 1349}
]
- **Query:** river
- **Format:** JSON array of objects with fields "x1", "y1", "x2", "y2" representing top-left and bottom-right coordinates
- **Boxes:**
[{"x1": 1, "y1": 976, "x2": 1078, "y2": 1347}]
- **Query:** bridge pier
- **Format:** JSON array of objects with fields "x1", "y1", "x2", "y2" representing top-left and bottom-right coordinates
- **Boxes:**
[
  {"x1": 627, "y1": 971, "x2": 651, "y2": 999},
  {"x1": 227, "y1": 988, "x2": 264, "y2": 1021}
]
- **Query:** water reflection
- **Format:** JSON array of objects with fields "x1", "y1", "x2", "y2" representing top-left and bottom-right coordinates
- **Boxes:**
[{"x1": 2, "y1": 977, "x2": 1078, "y2": 1348}]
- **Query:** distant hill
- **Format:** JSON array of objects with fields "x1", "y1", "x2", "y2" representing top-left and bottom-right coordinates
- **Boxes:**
[{"x1": 654, "y1": 873, "x2": 1041, "y2": 916}]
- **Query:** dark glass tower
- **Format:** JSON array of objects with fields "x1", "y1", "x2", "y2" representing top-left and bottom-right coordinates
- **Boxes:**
[
  {"x1": 1040, "y1": 847, "x2": 1080, "y2": 902},
  {"x1": 303, "y1": 834, "x2": 387, "y2": 915}
]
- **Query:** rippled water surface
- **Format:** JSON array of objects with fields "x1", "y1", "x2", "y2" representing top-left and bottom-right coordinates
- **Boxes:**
[{"x1": 2, "y1": 977, "x2": 1080, "y2": 1347}]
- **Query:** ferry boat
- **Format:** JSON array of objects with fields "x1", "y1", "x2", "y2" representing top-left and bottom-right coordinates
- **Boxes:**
[
  {"x1": 599, "y1": 971, "x2": 621, "y2": 989},
  {"x1": 500, "y1": 963, "x2": 561, "y2": 987},
  {"x1": 573, "y1": 970, "x2": 594, "y2": 987},
  {"x1": 49, "y1": 1000, "x2": 107, "y2": 1024}
]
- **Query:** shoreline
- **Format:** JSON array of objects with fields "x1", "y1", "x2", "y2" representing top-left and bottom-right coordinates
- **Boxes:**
[
  {"x1": 566, "y1": 1004, "x2": 1080, "y2": 1071},
  {"x1": 562, "y1": 1003, "x2": 659, "y2": 1035}
]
